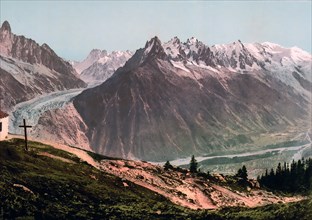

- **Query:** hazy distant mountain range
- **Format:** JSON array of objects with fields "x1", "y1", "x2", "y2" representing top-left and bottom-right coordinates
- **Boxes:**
[{"x1": 71, "y1": 49, "x2": 133, "y2": 84}]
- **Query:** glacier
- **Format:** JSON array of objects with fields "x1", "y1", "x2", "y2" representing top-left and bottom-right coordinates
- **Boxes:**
[{"x1": 9, "y1": 88, "x2": 86, "y2": 135}]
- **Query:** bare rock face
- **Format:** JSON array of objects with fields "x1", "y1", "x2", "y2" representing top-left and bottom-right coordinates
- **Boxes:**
[
  {"x1": 73, "y1": 37, "x2": 311, "y2": 161},
  {"x1": 31, "y1": 103, "x2": 91, "y2": 151},
  {"x1": 0, "y1": 21, "x2": 81, "y2": 75},
  {"x1": 0, "y1": 21, "x2": 13, "y2": 56},
  {"x1": 0, "y1": 21, "x2": 86, "y2": 111}
]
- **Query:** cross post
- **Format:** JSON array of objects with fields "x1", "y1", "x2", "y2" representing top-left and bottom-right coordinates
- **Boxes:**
[{"x1": 19, "y1": 119, "x2": 32, "y2": 151}]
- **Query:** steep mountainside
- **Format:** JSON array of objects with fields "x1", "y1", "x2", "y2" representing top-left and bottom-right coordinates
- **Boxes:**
[
  {"x1": 73, "y1": 36, "x2": 311, "y2": 161},
  {"x1": 72, "y1": 49, "x2": 133, "y2": 84},
  {"x1": 0, "y1": 21, "x2": 86, "y2": 111},
  {"x1": 31, "y1": 103, "x2": 90, "y2": 150}
]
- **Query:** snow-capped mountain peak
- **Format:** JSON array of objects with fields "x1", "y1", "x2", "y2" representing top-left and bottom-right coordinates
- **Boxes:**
[
  {"x1": 186, "y1": 37, "x2": 198, "y2": 45},
  {"x1": 171, "y1": 36, "x2": 181, "y2": 44},
  {"x1": 144, "y1": 36, "x2": 164, "y2": 55},
  {"x1": 72, "y1": 49, "x2": 107, "y2": 74},
  {"x1": 261, "y1": 41, "x2": 281, "y2": 50},
  {"x1": 74, "y1": 35, "x2": 311, "y2": 93},
  {"x1": 90, "y1": 48, "x2": 103, "y2": 55},
  {"x1": 164, "y1": 36, "x2": 181, "y2": 47},
  {"x1": 75, "y1": 49, "x2": 134, "y2": 84},
  {"x1": 163, "y1": 37, "x2": 182, "y2": 60},
  {"x1": 140, "y1": 36, "x2": 167, "y2": 62},
  {"x1": 87, "y1": 49, "x2": 108, "y2": 61},
  {"x1": 72, "y1": 36, "x2": 311, "y2": 162},
  {"x1": 136, "y1": 36, "x2": 311, "y2": 95}
]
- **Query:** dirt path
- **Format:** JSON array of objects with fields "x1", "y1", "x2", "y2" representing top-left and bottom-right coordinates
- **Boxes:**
[
  {"x1": 211, "y1": 184, "x2": 302, "y2": 207},
  {"x1": 37, "y1": 152, "x2": 75, "y2": 164}
]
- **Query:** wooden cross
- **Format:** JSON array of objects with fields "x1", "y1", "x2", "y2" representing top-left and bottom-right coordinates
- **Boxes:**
[{"x1": 19, "y1": 119, "x2": 32, "y2": 151}]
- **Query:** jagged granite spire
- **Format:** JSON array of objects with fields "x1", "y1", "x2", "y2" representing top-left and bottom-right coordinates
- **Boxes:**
[
  {"x1": 0, "y1": 20, "x2": 11, "y2": 33},
  {"x1": 143, "y1": 36, "x2": 167, "y2": 61},
  {"x1": 0, "y1": 20, "x2": 13, "y2": 56}
]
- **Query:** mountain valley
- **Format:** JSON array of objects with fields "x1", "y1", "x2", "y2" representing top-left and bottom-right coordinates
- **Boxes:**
[
  {"x1": 1, "y1": 20, "x2": 311, "y2": 184},
  {"x1": 1, "y1": 1, "x2": 312, "y2": 218},
  {"x1": 0, "y1": 11, "x2": 311, "y2": 219},
  {"x1": 73, "y1": 36, "x2": 311, "y2": 162}
]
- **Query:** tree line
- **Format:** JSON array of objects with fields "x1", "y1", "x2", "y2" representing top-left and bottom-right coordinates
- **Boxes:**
[
  {"x1": 258, "y1": 158, "x2": 312, "y2": 193},
  {"x1": 164, "y1": 155, "x2": 248, "y2": 182},
  {"x1": 164, "y1": 155, "x2": 312, "y2": 194}
]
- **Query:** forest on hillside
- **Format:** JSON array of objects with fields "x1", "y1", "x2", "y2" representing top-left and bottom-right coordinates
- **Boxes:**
[{"x1": 258, "y1": 158, "x2": 312, "y2": 193}]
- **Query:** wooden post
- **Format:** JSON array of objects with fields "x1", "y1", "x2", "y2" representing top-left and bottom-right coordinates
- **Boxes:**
[{"x1": 19, "y1": 119, "x2": 32, "y2": 151}]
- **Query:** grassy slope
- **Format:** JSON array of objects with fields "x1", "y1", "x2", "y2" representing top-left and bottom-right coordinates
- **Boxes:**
[
  {"x1": 0, "y1": 139, "x2": 189, "y2": 219},
  {"x1": 0, "y1": 139, "x2": 311, "y2": 219}
]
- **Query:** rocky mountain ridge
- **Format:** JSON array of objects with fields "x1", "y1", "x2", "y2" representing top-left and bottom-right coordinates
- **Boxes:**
[
  {"x1": 0, "y1": 21, "x2": 86, "y2": 111},
  {"x1": 4, "y1": 24, "x2": 310, "y2": 163},
  {"x1": 72, "y1": 36, "x2": 311, "y2": 161}
]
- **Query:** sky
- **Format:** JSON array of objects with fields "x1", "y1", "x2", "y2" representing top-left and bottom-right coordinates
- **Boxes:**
[{"x1": 1, "y1": 1, "x2": 311, "y2": 61}]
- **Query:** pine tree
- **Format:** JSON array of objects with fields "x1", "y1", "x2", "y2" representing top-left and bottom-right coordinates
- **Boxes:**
[
  {"x1": 207, "y1": 171, "x2": 211, "y2": 177},
  {"x1": 304, "y1": 158, "x2": 312, "y2": 189},
  {"x1": 236, "y1": 165, "x2": 248, "y2": 181},
  {"x1": 164, "y1": 161, "x2": 173, "y2": 171},
  {"x1": 297, "y1": 159, "x2": 305, "y2": 190},
  {"x1": 189, "y1": 155, "x2": 198, "y2": 173},
  {"x1": 276, "y1": 162, "x2": 282, "y2": 175},
  {"x1": 276, "y1": 162, "x2": 282, "y2": 188}
]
